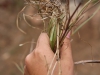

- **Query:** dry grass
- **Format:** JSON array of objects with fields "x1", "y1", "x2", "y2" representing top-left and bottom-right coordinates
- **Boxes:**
[{"x1": 16, "y1": 0, "x2": 100, "y2": 75}]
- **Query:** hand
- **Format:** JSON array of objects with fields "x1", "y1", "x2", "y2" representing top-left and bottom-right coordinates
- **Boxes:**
[{"x1": 24, "y1": 33, "x2": 74, "y2": 75}]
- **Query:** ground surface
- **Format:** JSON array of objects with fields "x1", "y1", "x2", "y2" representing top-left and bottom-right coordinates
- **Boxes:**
[{"x1": 0, "y1": 0, "x2": 100, "y2": 75}]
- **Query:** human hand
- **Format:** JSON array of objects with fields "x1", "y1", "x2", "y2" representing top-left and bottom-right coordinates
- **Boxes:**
[{"x1": 24, "y1": 33, "x2": 74, "y2": 75}]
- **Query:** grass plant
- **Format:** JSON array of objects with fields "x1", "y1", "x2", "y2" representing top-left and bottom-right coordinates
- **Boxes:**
[{"x1": 16, "y1": 0, "x2": 100, "y2": 74}]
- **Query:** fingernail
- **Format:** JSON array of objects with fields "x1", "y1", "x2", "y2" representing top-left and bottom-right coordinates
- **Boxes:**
[{"x1": 66, "y1": 31, "x2": 71, "y2": 39}]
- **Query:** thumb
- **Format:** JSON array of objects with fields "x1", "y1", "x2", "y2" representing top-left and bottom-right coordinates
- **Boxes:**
[
  {"x1": 36, "y1": 33, "x2": 50, "y2": 48},
  {"x1": 35, "y1": 33, "x2": 54, "y2": 61}
]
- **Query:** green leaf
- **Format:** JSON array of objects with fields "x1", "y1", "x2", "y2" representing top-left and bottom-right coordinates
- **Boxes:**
[{"x1": 49, "y1": 17, "x2": 57, "y2": 50}]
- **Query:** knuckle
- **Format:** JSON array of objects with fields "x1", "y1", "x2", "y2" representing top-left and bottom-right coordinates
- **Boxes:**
[
  {"x1": 33, "y1": 48, "x2": 43, "y2": 58},
  {"x1": 34, "y1": 48, "x2": 41, "y2": 55},
  {"x1": 25, "y1": 54, "x2": 31, "y2": 65}
]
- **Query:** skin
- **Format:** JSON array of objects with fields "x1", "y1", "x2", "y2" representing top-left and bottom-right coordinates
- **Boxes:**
[{"x1": 24, "y1": 33, "x2": 74, "y2": 75}]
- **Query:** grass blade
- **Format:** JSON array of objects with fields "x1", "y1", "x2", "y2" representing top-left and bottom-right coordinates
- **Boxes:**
[
  {"x1": 72, "y1": 5, "x2": 100, "y2": 35},
  {"x1": 14, "y1": 63, "x2": 24, "y2": 74}
]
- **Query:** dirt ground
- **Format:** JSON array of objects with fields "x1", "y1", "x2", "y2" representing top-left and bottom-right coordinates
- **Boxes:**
[{"x1": 0, "y1": 0, "x2": 100, "y2": 75}]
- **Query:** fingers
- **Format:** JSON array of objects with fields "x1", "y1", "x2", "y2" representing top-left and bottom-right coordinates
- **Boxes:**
[
  {"x1": 34, "y1": 33, "x2": 54, "y2": 61},
  {"x1": 24, "y1": 33, "x2": 55, "y2": 75},
  {"x1": 36, "y1": 33, "x2": 50, "y2": 47},
  {"x1": 60, "y1": 31, "x2": 73, "y2": 61},
  {"x1": 60, "y1": 38, "x2": 72, "y2": 60},
  {"x1": 60, "y1": 37, "x2": 74, "y2": 75},
  {"x1": 24, "y1": 32, "x2": 74, "y2": 75},
  {"x1": 35, "y1": 33, "x2": 52, "y2": 50}
]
